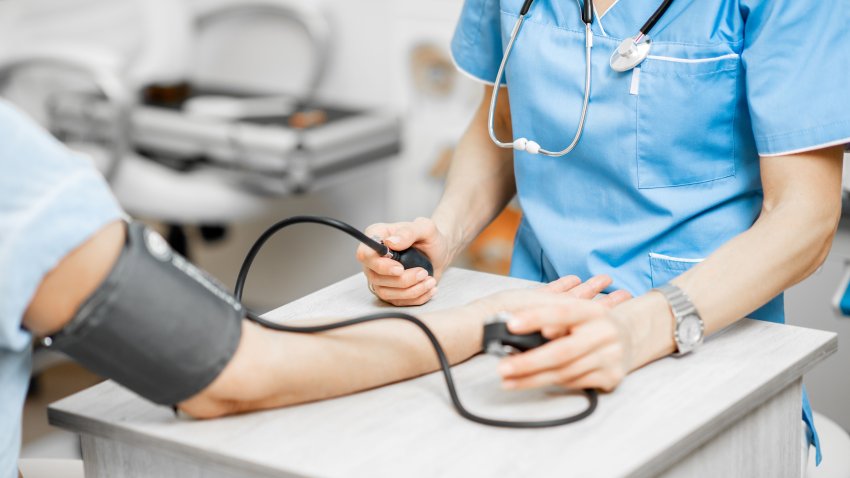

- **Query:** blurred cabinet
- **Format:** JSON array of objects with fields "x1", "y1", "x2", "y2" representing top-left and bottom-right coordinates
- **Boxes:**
[{"x1": 189, "y1": 0, "x2": 479, "y2": 223}]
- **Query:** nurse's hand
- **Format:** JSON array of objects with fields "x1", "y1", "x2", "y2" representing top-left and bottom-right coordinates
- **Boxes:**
[
  {"x1": 496, "y1": 296, "x2": 634, "y2": 392},
  {"x1": 357, "y1": 217, "x2": 453, "y2": 306}
]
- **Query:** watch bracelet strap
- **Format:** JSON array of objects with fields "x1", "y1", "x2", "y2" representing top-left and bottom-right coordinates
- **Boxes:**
[
  {"x1": 654, "y1": 284, "x2": 697, "y2": 318},
  {"x1": 654, "y1": 283, "x2": 701, "y2": 356}
]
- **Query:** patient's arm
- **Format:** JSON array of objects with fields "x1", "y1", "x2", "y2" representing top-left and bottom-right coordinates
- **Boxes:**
[
  {"x1": 180, "y1": 276, "x2": 630, "y2": 418},
  {"x1": 23, "y1": 220, "x2": 126, "y2": 338},
  {"x1": 177, "y1": 303, "x2": 487, "y2": 418},
  {"x1": 23, "y1": 220, "x2": 620, "y2": 419}
]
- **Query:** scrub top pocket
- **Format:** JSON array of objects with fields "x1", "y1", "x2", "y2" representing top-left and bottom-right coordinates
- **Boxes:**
[
  {"x1": 635, "y1": 54, "x2": 740, "y2": 189},
  {"x1": 649, "y1": 252, "x2": 704, "y2": 287}
]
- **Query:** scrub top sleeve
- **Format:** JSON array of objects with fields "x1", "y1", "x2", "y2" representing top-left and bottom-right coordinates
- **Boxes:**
[
  {"x1": 741, "y1": 0, "x2": 850, "y2": 156},
  {"x1": 0, "y1": 99, "x2": 124, "y2": 352},
  {"x1": 450, "y1": 0, "x2": 506, "y2": 86}
]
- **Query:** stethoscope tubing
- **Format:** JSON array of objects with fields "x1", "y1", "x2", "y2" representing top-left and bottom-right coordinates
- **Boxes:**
[
  {"x1": 488, "y1": 0, "x2": 675, "y2": 158},
  {"x1": 639, "y1": 0, "x2": 675, "y2": 35},
  {"x1": 488, "y1": 18, "x2": 593, "y2": 158}
]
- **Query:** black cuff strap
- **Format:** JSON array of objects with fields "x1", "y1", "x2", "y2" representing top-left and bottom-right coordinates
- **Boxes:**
[{"x1": 45, "y1": 221, "x2": 243, "y2": 405}]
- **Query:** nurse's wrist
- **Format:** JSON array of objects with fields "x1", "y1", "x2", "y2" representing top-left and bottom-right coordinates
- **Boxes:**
[
  {"x1": 430, "y1": 211, "x2": 465, "y2": 259},
  {"x1": 610, "y1": 292, "x2": 677, "y2": 371}
]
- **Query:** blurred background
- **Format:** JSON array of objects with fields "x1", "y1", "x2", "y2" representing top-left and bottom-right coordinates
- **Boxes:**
[
  {"x1": 1, "y1": 0, "x2": 847, "y2": 467},
  {"x1": 3, "y1": 0, "x2": 522, "y2": 460}
]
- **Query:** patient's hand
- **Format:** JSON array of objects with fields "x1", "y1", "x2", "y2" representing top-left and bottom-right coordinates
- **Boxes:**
[{"x1": 471, "y1": 274, "x2": 632, "y2": 319}]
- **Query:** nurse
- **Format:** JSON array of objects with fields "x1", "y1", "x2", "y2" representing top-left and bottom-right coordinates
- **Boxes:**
[{"x1": 357, "y1": 0, "x2": 850, "y2": 467}]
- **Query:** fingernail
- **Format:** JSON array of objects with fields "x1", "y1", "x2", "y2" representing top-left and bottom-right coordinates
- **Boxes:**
[
  {"x1": 502, "y1": 380, "x2": 517, "y2": 390},
  {"x1": 391, "y1": 266, "x2": 404, "y2": 275},
  {"x1": 497, "y1": 362, "x2": 514, "y2": 376},
  {"x1": 416, "y1": 269, "x2": 428, "y2": 280},
  {"x1": 507, "y1": 318, "x2": 522, "y2": 330},
  {"x1": 431, "y1": 286, "x2": 439, "y2": 295},
  {"x1": 386, "y1": 236, "x2": 400, "y2": 244},
  {"x1": 427, "y1": 277, "x2": 437, "y2": 288}
]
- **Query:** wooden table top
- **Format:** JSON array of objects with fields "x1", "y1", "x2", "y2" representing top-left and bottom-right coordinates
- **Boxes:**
[{"x1": 49, "y1": 268, "x2": 837, "y2": 477}]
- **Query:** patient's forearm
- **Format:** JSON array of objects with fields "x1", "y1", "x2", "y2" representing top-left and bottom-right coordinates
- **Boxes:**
[{"x1": 180, "y1": 306, "x2": 485, "y2": 418}]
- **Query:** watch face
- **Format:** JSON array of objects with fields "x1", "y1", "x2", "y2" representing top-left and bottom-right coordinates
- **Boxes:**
[{"x1": 678, "y1": 315, "x2": 703, "y2": 345}]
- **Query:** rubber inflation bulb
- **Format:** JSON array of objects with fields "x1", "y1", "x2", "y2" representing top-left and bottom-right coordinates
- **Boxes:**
[{"x1": 393, "y1": 248, "x2": 434, "y2": 276}]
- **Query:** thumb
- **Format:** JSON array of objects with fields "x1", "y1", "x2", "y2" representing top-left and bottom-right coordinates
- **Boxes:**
[{"x1": 383, "y1": 223, "x2": 419, "y2": 251}]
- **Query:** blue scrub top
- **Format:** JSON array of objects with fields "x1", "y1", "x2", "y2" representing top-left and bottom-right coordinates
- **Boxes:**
[
  {"x1": 452, "y1": 0, "x2": 850, "y2": 464},
  {"x1": 0, "y1": 100, "x2": 123, "y2": 477}
]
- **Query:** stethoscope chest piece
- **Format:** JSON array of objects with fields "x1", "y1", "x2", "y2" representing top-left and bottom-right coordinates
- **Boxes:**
[{"x1": 609, "y1": 37, "x2": 652, "y2": 72}]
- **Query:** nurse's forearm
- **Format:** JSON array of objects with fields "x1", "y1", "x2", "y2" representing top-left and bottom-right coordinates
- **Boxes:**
[
  {"x1": 178, "y1": 304, "x2": 486, "y2": 418},
  {"x1": 614, "y1": 146, "x2": 844, "y2": 370},
  {"x1": 432, "y1": 86, "x2": 516, "y2": 256}
]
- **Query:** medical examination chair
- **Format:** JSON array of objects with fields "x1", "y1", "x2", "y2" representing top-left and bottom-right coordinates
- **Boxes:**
[
  {"x1": 1, "y1": 1, "x2": 399, "y2": 475},
  {"x1": 0, "y1": 0, "x2": 399, "y2": 227}
]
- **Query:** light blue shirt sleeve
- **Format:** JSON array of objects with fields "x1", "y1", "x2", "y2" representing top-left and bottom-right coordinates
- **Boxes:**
[
  {"x1": 450, "y1": 0, "x2": 506, "y2": 85},
  {"x1": 741, "y1": 0, "x2": 850, "y2": 155},
  {"x1": 0, "y1": 99, "x2": 123, "y2": 477}
]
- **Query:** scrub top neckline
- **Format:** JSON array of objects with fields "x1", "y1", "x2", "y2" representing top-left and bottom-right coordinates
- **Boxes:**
[
  {"x1": 586, "y1": 0, "x2": 680, "y2": 43},
  {"x1": 594, "y1": 0, "x2": 625, "y2": 20}
]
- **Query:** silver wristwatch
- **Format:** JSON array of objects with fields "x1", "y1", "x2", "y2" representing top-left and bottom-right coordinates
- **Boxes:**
[{"x1": 654, "y1": 284, "x2": 704, "y2": 356}]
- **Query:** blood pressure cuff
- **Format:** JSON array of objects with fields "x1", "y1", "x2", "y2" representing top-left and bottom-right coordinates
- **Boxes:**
[{"x1": 45, "y1": 221, "x2": 243, "y2": 405}]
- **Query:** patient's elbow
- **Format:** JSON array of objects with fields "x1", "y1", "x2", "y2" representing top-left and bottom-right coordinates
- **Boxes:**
[{"x1": 177, "y1": 391, "x2": 239, "y2": 419}]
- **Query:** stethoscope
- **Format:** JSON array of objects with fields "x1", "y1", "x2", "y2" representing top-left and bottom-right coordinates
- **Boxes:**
[{"x1": 488, "y1": 0, "x2": 675, "y2": 157}]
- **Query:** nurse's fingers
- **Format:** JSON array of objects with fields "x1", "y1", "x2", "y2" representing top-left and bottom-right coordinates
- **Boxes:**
[
  {"x1": 502, "y1": 352, "x2": 598, "y2": 390},
  {"x1": 502, "y1": 343, "x2": 625, "y2": 392},
  {"x1": 359, "y1": 252, "x2": 405, "y2": 277},
  {"x1": 357, "y1": 243, "x2": 402, "y2": 277},
  {"x1": 560, "y1": 365, "x2": 626, "y2": 393},
  {"x1": 382, "y1": 283, "x2": 438, "y2": 307},
  {"x1": 363, "y1": 219, "x2": 431, "y2": 253},
  {"x1": 596, "y1": 289, "x2": 633, "y2": 308},
  {"x1": 365, "y1": 267, "x2": 429, "y2": 289},
  {"x1": 372, "y1": 277, "x2": 437, "y2": 302},
  {"x1": 540, "y1": 324, "x2": 569, "y2": 339},
  {"x1": 358, "y1": 223, "x2": 391, "y2": 258},
  {"x1": 364, "y1": 267, "x2": 434, "y2": 305},
  {"x1": 505, "y1": 301, "x2": 607, "y2": 335},
  {"x1": 357, "y1": 223, "x2": 403, "y2": 274},
  {"x1": 380, "y1": 218, "x2": 438, "y2": 252},
  {"x1": 498, "y1": 325, "x2": 612, "y2": 379}
]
